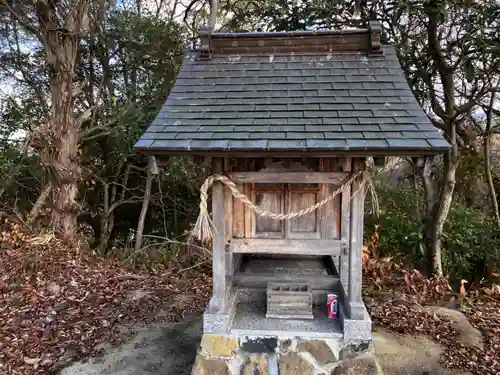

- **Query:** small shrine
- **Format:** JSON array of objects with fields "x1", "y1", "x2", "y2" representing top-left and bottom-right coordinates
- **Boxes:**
[{"x1": 135, "y1": 21, "x2": 449, "y2": 375}]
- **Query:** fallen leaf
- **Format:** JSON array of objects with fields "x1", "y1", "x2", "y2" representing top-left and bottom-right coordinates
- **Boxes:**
[
  {"x1": 460, "y1": 279, "x2": 468, "y2": 299},
  {"x1": 24, "y1": 357, "x2": 41, "y2": 365}
]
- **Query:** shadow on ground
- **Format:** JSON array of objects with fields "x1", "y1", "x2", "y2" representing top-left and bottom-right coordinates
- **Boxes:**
[
  {"x1": 60, "y1": 314, "x2": 202, "y2": 375},
  {"x1": 60, "y1": 312, "x2": 477, "y2": 375}
]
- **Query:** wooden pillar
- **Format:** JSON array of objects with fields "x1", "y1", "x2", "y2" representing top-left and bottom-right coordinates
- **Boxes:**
[
  {"x1": 339, "y1": 157, "x2": 352, "y2": 294},
  {"x1": 349, "y1": 158, "x2": 365, "y2": 319},
  {"x1": 224, "y1": 174, "x2": 234, "y2": 277},
  {"x1": 210, "y1": 157, "x2": 226, "y2": 312}
]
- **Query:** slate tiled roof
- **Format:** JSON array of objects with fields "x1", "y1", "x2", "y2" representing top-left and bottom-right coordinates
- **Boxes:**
[{"x1": 135, "y1": 24, "x2": 449, "y2": 156}]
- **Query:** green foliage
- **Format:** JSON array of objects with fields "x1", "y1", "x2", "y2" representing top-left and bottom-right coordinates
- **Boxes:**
[
  {"x1": 366, "y1": 180, "x2": 500, "y2": 284},
  {"x1": 442, "y1": 200, "x2": 500, "y2": 284},
  {"x1": 454, "y1": 151, "x2": 486, "y2": 206},
  {"x1": 365, "y1": 181, "x2": 427, "y2": 269}
]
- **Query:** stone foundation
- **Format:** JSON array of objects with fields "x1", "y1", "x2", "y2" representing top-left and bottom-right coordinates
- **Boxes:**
[{"x1": 191, "y1": 333, "x2": 379, "y2": 375}]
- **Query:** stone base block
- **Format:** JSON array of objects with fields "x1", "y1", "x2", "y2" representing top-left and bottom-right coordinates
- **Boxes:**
[
  {"x1": 241, "y1": 354, "x2": 269, "y2": 375},
  {"x1": 192, "y1": 332, "x2": 371, "y2": 375},
  {"x1": 192, "y1": 355, "x2": 230, "y2": 375},
  {"x1": 339, "y1": 340, "x2": 372, "y2": 360},
  {"x1": 203, "y1": 287, "x2": 238, "y2": 334},
  {"x1": 279, "y1": 352, "x2": 315, "y2": 375},
  {"x1": 338, "y1": 300, "x2": 372, "y2": 343},
  {"x1": 297, "y1": 340, "x2": 337, "y2": 366},
  {"x1": 203, "y1": 311, "x2": 233, "y2": 334},
  {"x1": 333, "y1": 355, "x2": 382, "y2": 375},
  {"x1": 200, "y1": 334, "x2": 238, "y2": 357},
  {"x1": 343, "y1": 306, "x2": 372, "y2": 342}
]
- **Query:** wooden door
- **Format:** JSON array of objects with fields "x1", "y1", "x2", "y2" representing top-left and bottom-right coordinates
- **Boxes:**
[
  {"x1": 286, "y1": 183, "x2": 321, "y2": 239},
  {"x1": 250, "y1": 183, "x2": 321, "y2": 239},
  {"x1": 252, "y1": 183, "x2": 285, "y2": 238}
]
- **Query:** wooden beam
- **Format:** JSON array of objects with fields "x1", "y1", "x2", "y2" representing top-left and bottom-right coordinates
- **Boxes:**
[
  {"x1": 233, "y1": 273, "x2": 340, "y2": 290},
  {"x1": 210, "y1": 157, "x2": 226, "y2": 312},
  {"x1": 228, "y1": 172, "x2": 349, "y2": 184},
  {"x1": 230, "y1": 238, "x2": 342, "y2": 256}
]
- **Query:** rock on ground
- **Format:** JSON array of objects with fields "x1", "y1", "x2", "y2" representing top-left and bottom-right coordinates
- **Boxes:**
[
  {"x1": 373, "y1": 327, "x2": 472, "y2": 375},
  {"x1": 421, "y1": 306, "x2": 484, "y2": 350},
  {"x1": 59, "y1": 315, "x2": 202, "y2": 375}
]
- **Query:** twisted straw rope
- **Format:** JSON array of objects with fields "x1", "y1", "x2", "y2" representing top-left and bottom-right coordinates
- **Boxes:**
[{"x1": 191, "y1": 170, "x2": 366, "y2": 242}]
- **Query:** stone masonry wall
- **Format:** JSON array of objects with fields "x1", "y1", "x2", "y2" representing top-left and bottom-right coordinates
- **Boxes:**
[{"x1": 191, "y1": 334, "x2": 380, "y2": 375}]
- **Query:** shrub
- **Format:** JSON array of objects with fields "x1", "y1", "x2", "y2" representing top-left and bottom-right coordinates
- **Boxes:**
[
  {"x1": 365, "y1": 180, "x2": 500, "y2": 285},
  {"x1": 364, "y1": 182, "x2": 426, "y2": 270}
]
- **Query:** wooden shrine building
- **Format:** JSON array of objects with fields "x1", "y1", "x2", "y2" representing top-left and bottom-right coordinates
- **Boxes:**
[{"x1": 135, "y1": 21, "x2": 449, "y2": 373}]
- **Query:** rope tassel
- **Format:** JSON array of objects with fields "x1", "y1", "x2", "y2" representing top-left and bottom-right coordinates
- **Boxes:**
[{"x1": 191, "y1": 170, "x2": 368, "y2": 243}]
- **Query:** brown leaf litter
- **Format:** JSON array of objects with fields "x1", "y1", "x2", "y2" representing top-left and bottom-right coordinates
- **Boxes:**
[
  {"x1": 1, "y1": 219, "x2": 499, "y2": 375},
  {"x1": 0, "y1": 220, "x2": 211, "y2": 375},
  {"x1": 363, "y1": 246, "x2": 500, "y2": 375}
]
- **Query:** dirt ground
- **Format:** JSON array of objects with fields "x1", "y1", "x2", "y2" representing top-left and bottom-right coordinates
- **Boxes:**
[
  {"x1": 59, "y1": 314, "x2": 202, "y2": 375},
  {"x1": 59, "y1": 316, "x2": 474, "y2": 375}
]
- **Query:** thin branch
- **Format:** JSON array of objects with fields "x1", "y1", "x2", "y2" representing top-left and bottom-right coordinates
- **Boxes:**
[{"x1": 0, "y1": 0, "x2": 43, "y2": 40}]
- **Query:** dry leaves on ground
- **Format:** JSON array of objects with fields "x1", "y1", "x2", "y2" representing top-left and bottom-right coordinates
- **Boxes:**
[
  {"x1": 0, "y1": 220, "x2": 211, "y2": 375},
  {"x1": 363, "y1": 246, "x2": 500, "y2": 375}
]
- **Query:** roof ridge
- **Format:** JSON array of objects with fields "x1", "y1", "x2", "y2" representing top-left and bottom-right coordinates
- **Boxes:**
[{"x1": 197, "y1": 21, "x2": 382, "y2": 58}]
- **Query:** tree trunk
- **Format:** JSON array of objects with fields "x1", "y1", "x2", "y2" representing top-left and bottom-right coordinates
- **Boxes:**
[
  {"x1": 98, "y1": 181, "x2": 113, "y2": 252},
  {"x1": 483, "y1": 92, "x2": 500, "y2": 229},
  {"x1": 134, "y1": 170, "x2": 154, "y2": 251},
  {"x1": 421, "y1": 153, "x2": 457, "y2": 277},
  {"x1": 429, "y1": 153, "x2": 458, "y2": 276},
  {"x1": 35, "y1": 2, "x2": 88, "y2": 243},
  {"x1": 422, "y1": 4, "x2": 459, "y2": 277},
  {"x1": 484, "y1": 134, "x2": 500, "y2": 228},
  {"x1": 47, "y1": 64, "x2": 80, "y2": 243}
]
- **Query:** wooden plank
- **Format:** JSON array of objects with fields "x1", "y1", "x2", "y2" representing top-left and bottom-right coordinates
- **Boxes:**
[
  {"x1": 228, "y1": 172, "x2": 349, "y2": 184},
  {"x1": 230, "y1": 238, "x2": 342, "y2": 255},
  {"x1": 319, "y1": 159, "x2": 335, "y2": 241},
  {"x1": 320, "y1": 183, "x2": 332, "y2": 239},
  {"x1": 341, "y1": 157, "x2": 352, "y2": 172},
  {"x1": 254, "y1": 189, "x2": 283, "y2": 236},
  {"x1": 287, "y1": 189, "x2": 321, "y2": 240},
  {"x1": 244, "y1": 184, "x2": 253, "y2": 238},
  {"x1": 333, "y1": 191, "x2": 341, "y2": 239},
  {"x1": 232, "y1": 183, "x2": 245, "y2": 237},
  {"x1": 233, "y1": 273, "x2": 340, "y2": 289},
  {"x1": 210, "y1": 157, "x2": 226, "y2": 312},
  {"x1": 224, "y1": 179, "x2": 233, "y2": 246}
]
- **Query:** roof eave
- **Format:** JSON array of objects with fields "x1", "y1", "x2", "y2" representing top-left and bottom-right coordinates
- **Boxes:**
[{"x1": 134, "y1": 146, "x2": 450, "y2": 158}]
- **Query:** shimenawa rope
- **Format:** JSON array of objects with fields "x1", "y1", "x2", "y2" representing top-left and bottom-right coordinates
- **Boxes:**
[{"x1": 191, "y1": 170, "x2": 368, "y2": 242}]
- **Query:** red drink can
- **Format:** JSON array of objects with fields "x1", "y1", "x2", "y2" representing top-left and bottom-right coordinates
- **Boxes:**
[{"x1": 327, "y1": 294, "x2": 338, "y2": 319}]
